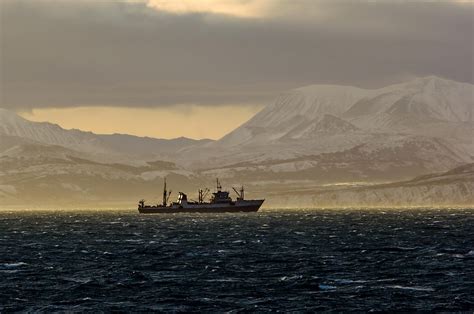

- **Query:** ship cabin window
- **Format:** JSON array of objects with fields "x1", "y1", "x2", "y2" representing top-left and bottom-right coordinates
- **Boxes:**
[{"x1": 178, "y1": 192, "x2": 187, "y2": 204}]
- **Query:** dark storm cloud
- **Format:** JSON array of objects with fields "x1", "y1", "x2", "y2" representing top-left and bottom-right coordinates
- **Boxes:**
[{"x1": 0, "y1": 0, "x2": 472, "y2": 109}]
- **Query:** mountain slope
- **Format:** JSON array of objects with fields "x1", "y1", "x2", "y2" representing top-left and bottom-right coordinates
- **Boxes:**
[
  {"x1": 265, "y1": 163, "x2": 474, "y2": 208},
  {"x1": 0, "y1": 137, "x2": 200, "y2": 207},
  {"x1": 282, "y1": 114, "x2": 360, "y2": 139},
  {"x1": 216, "y1": 85, "x2": 367, "y2": 147},
  {"x1": 345, "y1": 76, "x2": 473, "y2": 126},
  {"x1": 218, "y1": 76, "x2": 473, "y2": 148},
  {"x1": 199, "y1": 134, "x2": 468, "y2": 184},
  {"x1": 175, "y1": 76, "x2": 474, "y2": 188},
  {"x1": 0, "y1": 108, "x2": 212, "y2": 163}
]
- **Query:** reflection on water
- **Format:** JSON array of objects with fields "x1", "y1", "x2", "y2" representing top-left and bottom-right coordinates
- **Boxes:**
[{"x1": 1, "y1": 208, "x2": 473, "y2": 311}]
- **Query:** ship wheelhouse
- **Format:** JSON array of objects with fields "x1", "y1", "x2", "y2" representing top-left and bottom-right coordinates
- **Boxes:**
[
  {"x1": 210, "y1": 190, "x2": 232, "y2": 204},
  {"x1": 210, "y1": 178, "x2": 233, "y2": 204}
]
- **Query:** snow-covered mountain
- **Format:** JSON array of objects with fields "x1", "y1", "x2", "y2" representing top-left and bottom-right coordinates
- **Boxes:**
[
  {"x1": 218, "y1": 76, "x2": 473, "y2": 147},
  {"x1": 0, "y1": 135, "x2": 202, "y2": 207},
  {"x1": 0, "y1": 108, "x2": 212, "y2": 163},
  {"x1": 1, "y1": 76, "x2": 473, "y2": 207},
  {"x1": 0, "y1": 109, "x2": 106, "y2": 153},
  {"x1": 345, "y1": 76, "x2": 473, "y2": 128},
  {"x1": 180, "y1": 76, "x2": 473, "y2": 181}
]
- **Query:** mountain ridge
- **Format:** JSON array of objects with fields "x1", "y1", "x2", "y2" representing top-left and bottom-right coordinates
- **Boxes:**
[
  {"x1": 0, "y1": 108, "x2": 213, "y2": 163},
  {"x1": 218, "y1": 76, "x2": 473, "y2": 146}
]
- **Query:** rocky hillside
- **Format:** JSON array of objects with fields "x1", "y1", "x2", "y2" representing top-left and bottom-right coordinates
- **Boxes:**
[{"x1": 265, "y1": 163, "x2": 474, "y2": 208}]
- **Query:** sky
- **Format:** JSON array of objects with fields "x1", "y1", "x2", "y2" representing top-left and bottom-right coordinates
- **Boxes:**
[{"x1": 1, "y1": 0, "x2": 473, "y2": 139}]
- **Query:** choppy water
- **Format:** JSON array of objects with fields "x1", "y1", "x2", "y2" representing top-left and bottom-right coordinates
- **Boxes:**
[{"x1": 1, "y1": 208, "x2": 473, "y2": 312}]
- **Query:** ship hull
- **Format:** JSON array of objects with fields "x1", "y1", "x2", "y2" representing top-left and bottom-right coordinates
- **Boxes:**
[{"x1": 138, "y1": 200, "x2": 264, "y2": 214}]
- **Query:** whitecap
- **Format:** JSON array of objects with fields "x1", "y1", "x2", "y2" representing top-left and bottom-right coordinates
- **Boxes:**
[
  {"x1": 280, "y1": 275, "x2": 303, "y2": 282},
  {"x1": 332, "y1": 278, "x2": 368, "y2": 284},
  {"x1": 1, "y1": 262, "x2": 27, "y2": 268},
  {"x1": 0, "y1": 270, "x2": 20, "y2": 273},
  {"x1": 206, "y1": 278, "x2": 239, "y2": 282},
  {"x1": 387, "y1": 285, "x2": 434, "y2": 292},
  {"x1": 319, "y1": 284, "x2": 337, "y2": 290}
]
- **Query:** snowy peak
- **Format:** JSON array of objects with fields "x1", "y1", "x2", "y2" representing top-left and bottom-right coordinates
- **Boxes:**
[
  {"x1": 245, "y1": 84, "x2": 366, "y2": 130},
  {"x1": 345, "y1": 76, "x2": 473, "y2": 124},
  {"x1": 405, "y1": 75, "x2": 460, "y2": 90},
  {"x1": 219, "y1": 76, "x2": 473, "y2": 147},
  {"x1": 0, "y1": 108, "x2": 212, "y2": 159},
  {"x1": 0, "y1": 108, "x2": 57, "y2": 132},
  {"x1": 218, "y1": 84, "x2": 367, "y2": 145},
  {"x1": 0, "y1": 109, "x2": 108, "y2": 154}
]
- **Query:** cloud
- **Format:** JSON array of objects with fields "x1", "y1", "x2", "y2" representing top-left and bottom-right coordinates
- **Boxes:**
[
  {"x1": 144, "y1": 0, "x2": 474, "y2": 18},
  {"x1": 145, "y1": 0, "x2": 270, "y2": 17},
  {"x1": 0, "y1": 0, "x2": 472, "y2": 110}
]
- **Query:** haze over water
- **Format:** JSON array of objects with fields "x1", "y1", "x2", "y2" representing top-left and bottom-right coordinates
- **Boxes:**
[{"x1": 1, "y1": 208, "x2": 473, "y2": 312}]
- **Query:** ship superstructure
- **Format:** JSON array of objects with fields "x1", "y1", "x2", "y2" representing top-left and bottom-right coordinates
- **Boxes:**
[{"x1": 138, "y1": 179, "x2": 264, "y2": 213}]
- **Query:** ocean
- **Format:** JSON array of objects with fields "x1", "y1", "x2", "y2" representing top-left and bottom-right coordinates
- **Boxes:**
[{"x1": 1, "y1": 208, "x2": 473, "y2": 312}]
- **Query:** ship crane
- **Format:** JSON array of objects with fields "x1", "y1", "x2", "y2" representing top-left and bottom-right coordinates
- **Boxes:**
[
  {"x1": 232, "y1": 186, "x2": 245, "y2": 201},
  {"x1": 198, "y1": 188, "x2": 210, "y2": 204}
]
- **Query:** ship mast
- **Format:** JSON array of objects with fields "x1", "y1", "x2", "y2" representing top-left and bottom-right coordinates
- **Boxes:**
[
  {"x1": 162, "y1": 178, "x2": 167, "y2": 206},
  {"x1": 198, "y1": 188, "x2": 210, "y2": 203},
  {"x1": 216, "y1": 178, "x2": 222, "y2": 192}
]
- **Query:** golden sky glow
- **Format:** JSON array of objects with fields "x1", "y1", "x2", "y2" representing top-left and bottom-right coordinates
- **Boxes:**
[
  {"x1": 144, "y1": 0, "x2": 473, "y2": 18},
  {"x1": 145, "y1": 0, "x2": 270, "y2": 17},
  {"x1": 19, "y1": 106, "x2": 262, "y2": 140}
]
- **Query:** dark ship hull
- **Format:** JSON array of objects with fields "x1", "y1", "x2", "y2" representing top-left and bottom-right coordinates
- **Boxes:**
[
  {"x1": 138, "y1": 200, "x2": 263, "y2": 214},
  {"x1": 138, "y1": 179, "x2": 264, "y2": 214}
]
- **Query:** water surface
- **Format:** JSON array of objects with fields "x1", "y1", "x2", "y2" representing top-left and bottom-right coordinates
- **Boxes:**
[{"x1": 1, "y1": 208, "x2": 473, "y2": 311}]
